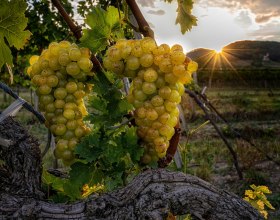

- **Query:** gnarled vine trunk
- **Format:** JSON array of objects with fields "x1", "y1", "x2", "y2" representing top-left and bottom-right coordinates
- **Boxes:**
[{"x1": 0, "y1": 117, "x2": 263, "y2": 219}]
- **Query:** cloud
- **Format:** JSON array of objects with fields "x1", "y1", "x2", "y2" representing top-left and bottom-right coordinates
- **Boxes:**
[
  {"x1": 234, "y1": 10, "x2": 252, "y2": 28},
  {"x1": 196, "y1": 0, "x2": 280, "y2": 23},
  {"x1": 136, "y1": 0, "x2": 155, "y2": 8},
  {"x1": 147, "y1": 9, "x2": 165, "y2": 15},
  {"x1": 248, "y1": 20, "x2": 280, "y2": 41}
]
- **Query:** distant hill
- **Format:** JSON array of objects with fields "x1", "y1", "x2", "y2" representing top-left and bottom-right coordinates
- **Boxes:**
[
  {"x1": 186, "y1": 41, "x2": 280, "y2": 87},
  {"x1": 187, "y1": 41, "x2": 280, "y2": 69}
]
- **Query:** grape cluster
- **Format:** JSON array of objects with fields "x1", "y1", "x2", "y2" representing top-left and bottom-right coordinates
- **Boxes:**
[
  {"x1": 103, "y1": 37, "x2": 198, "y2": 163},
  {"x1": 27, "y1": 41, "x2": 93, "y2": 165}
]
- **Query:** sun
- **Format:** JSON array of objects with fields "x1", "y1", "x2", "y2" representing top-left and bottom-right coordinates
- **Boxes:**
[{"x1": 214, "y1": 48, "x2": 223, "y2": 54}]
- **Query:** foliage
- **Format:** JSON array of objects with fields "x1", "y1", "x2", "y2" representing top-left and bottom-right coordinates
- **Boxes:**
[
  {"x1": 6, "y1": 0, "x2": 197, "y2": 202},
  {"x1": 0, "y1": 0, "x2": 31, "y2": 69},
  {"x1": 80, "y1": 6, "x2": 125, "y2": 53},
  {"x1": 175, "y1": 0, "x2": 197, "y2": 33},
  {"x1": 244, "y1": 185, "x2": 275, "y2": 219}
]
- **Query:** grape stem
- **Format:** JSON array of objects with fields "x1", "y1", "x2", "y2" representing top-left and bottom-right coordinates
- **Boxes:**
[
  {"x1": 51, "y1": 0, "x2": 103, "y2": 72},
  {"x1": 158, "y1": 123, "x2": 181, "y2": 168}
]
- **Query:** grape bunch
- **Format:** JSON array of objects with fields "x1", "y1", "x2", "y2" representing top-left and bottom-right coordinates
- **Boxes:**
[
  {"x1": 27, "y1": 40, "x2": 93, "y2": 165},
  {"x1": 103, "y1": 37, "x2": 198, "y2": 163}
]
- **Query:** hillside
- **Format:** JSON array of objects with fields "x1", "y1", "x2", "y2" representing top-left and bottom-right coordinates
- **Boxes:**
[
  {"x1": 187, "y1": 41, "x2": 280, "y2": 69},
  {"x1": 186, "y1": 41, "x2": 280, "y2": 87}
]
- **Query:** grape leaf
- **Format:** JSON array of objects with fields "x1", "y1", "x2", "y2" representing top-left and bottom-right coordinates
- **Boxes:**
[
  {"x1": 0, "y1": 0, "x2": 31, "y2": 68},
  {"x1": 75, "y1": 133, "x2": 102, "y2": 162},
  {"x1": 175, "y1": 0, "x2": 197, "y2": 34},
  {"x1": 63, "y1": 162, "x2": 94, "y2": 200},
  {"x1": 80, "y1": 6, "x2": 124, "y2": 53}
]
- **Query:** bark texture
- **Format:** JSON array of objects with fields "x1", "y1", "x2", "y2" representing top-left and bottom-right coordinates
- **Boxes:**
[{"x1": 0, "y1": 117, "x2": 263, "y2": 220}]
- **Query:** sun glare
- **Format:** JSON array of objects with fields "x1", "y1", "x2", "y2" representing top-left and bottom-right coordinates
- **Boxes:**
[{"x1": 214, "y1": 49, "x2": 223, "y2": 54}]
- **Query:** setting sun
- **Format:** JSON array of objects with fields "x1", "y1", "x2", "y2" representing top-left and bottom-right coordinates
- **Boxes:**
[{"x1": 214, "y1": 49, "x2": 223, "y2": 54}]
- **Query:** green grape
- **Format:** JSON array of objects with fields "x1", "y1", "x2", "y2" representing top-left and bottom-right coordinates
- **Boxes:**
[
  {"x1": 159, "y1": 86, "x2": 172, "y2": 99},
  {"x1": 39, "y1": 95, "x2": 54, "y2": 105},
  {"x1": 58, "y1": 53, "x2": 71, "y2": 66},
  {"x1": 41, "y1": 68, "x2": 55, "y2": 76},
  {"x1": 66, "y1": 81, "x2": 78, "y2": 94},
  {"x1": 63, "y1": 109, "x2": 75, "y2": 120},
  {"x1": 170, "y1": 50, "x2": 186, "y2": 65},
  {"x1": 132, "y1": 77, "x2": 143, "y2": 89},
  {"x1": 66, "y1": 120, "x2": 78, "y2": 130},
  {"x1": 126, "y1": 56, "x2": 140, "y2": 70},
  {"x1": 159, "y1": 58, "x2": 172, "y2": 73},
  {"x1": 173, "y1": 64, "x2": 185, "y2": 77},
  {"x1": 169, "y1": 90, "x2": 181, "y2": 103},
  {"x1": 38, "y1": 85, "x2": 52, "y2": 95},
  {"x1": 164, "y1": 100, "x2": 177, "y2": 112},
  {"x1": 154, "y1": 105, "x2": 165, "y2": 115},
  {"x1": 146, "y1": 109, "x2": 158, "y2": 121},
  {"x1": 120, "y1": 45, "x2": 132, "y2": 59},
  {"x1": 142, "y1": 82, "x2": 156, "y2": 95},
  {"x1": 155, "y1": 76, "x2": 166, "y2": 88},
  {"x1": 151, "y1": 95, "x2": 164, "y2": 107},
  {"x1": 45, "y1": 103, "x2": 56, "y2": 113},
  {"x1": 141, "y1": 37, "x2": 157, "y2": 53},
  {"x1": 49, "y1": 42, "x2": 60, "y2": 56},
  {"x1": 39, "y1": 59, "x2": 49, "y2": 69},
  {"x1": 66, "y1": 62, "x2": 80, "y2": 76},
  {"x1": 54, "y1": 99, "x2": 65, "y2": 109},
  {"x1": 54, "y1": 87, "x2": 67, "y2": 99},
  {"x1": 131, "y1": 44, "x2": 143, "y2": 57},
  {"x1": 55, "y1": 124, "x2": 67, "y2": 136},
  {"x1": 69, "y1": 48, "x2": 82, "y2": 61},
  {"x1": 56, "y1": 115, "x2": 68, "y2": 124},
  {"x1": 133, "y1": 89, "x2": 147, "y2": 101},
  {"x1": 77, "y1": 57, "x2": 92, "y2": 72},
  {"x1": 139, "y1": 53, "x2": 153, "y2": 67},
  {"x1": 111, "y1": 60, "x2": 125, "y2": 75},
  {"x1": 143, "y1": 68, "x2": 158, "y2": 82},
  {"x1": 171, "y1": 44, "x2": 183, "y2": 52},
  {"x1": 107, "y1": 46, "x2": 121, "y2": 61},
  {"x1": 159, "y1": 125, "x2": 174, "y2": 139},
  {"x1": 49, "y1": 57, "x2": 60, "y2": 70},
  {"x1": 47, "y1": 75, "x2": 59, "y2": 87},
  {"x1": 166, "y1": 115, "x2": 178, "y2": 128},
  {"x1": 165, "y1": 73, "x2": 178, "y2": 84},
  {"x1": 158, "y1": 112, "x2": 170, "y2": 124},
  {"x1": 135, "y1": 107, "x2": 146, "y2": 118}
]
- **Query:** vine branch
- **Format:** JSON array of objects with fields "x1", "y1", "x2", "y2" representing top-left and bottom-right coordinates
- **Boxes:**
[
  {"x1": 125, "y1": 0, "x2": 154, "y2": 38},
  {"x1": 185, "y1": 88, "x2": 243, "y2": 180},
  {"x1": 0, "y1": 82, "x2": 45, "y2": 123}
]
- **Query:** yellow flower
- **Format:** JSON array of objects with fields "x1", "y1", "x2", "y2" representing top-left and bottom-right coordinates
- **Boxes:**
[
  {"x1": 245, "y1": 190, "x2": 256, "y2": 199},
  {"x1": 257, "y1": 186, "x2": 271, "y2": 194},
  {"x1": 81, "y1": 183, "x2": 104, "y2": 198},
  {"x1": 260, "y1": 210, "x2": 268, "y2": 219},
  {"x1": 257, "y1": 200, "x2": 265, "y2": 210}
]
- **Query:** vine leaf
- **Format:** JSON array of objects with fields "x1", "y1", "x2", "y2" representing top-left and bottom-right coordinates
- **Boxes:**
[
  {"x1": 63, "y1": 162, "x2": 93, "y2": 200},
  {"x1": 0, "y1": 0, "x2": 31, "y2": 68},
  {"x1": 175, "y1": 0, "x2": 197, "y2": 34},
  {"x1": 80, "y1": 6, "x2": 124, "y2": 53}
]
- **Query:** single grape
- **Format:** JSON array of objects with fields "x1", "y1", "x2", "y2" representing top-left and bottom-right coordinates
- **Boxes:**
[
  {"x1": 142, "y1": 82, "x2": 157, "y2": 95},
  {"x1": 143, "y1": 68, "x2": 158, "y2": 82}
]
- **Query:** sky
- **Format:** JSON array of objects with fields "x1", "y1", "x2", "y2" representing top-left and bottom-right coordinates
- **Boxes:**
[{"x1": 136, "y1": 0, "x2": 280, "y2": 52}]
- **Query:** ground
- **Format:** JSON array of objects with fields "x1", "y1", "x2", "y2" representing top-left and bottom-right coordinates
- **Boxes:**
[{"x1": 0, "y1": 86, "x2": 279, "y2": 219}]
